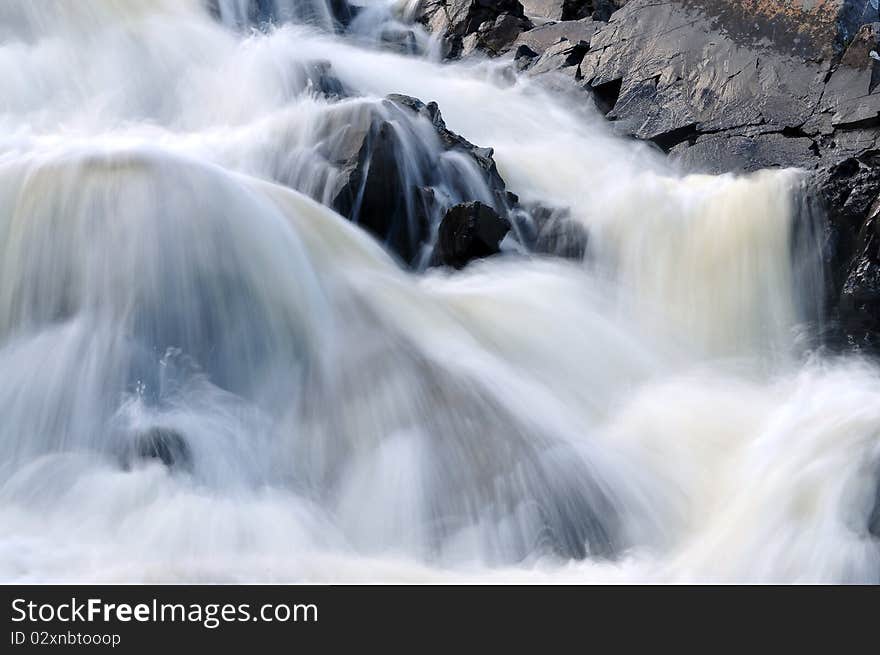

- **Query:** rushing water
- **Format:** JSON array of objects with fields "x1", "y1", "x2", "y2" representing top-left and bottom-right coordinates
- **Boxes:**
[{"x1": 0, "y1": 0, "x2": 878, "y2": 583}]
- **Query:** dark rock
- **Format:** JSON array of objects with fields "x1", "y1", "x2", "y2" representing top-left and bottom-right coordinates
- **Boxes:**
[
  {"x1": 431, "y1": 201, "x2": 512, "y2": 268},
  {"x1": 328, "y1": 94, "x2": 513, "y2": 265},
  {"x1": 812, "y1": 153, "x2": 880, "y2": 348},
  {"x1": 384, "y1": 94, "x2": 510, "y2": 205},
  {"x1": 552, "y1": 0, "x2": 880, "y2": 345},
  {"x1": 124, "y1": 427, "x2": 192, "y2": 471},
  {"x1": 669, "y1": 130, "x2": 819, "y2": 173},
  {"x1": 417, "y1": 0, "x2": 532, "y2": 58},
  {"x1": 520, "y1": 0, "x2": 625, "y2": 22},
  {"x1": 332, "y1": 116, "x2": 422, "y2": 262},
  {"x1": 514, "y1": 43, "x2": 540, "y2": 70},
  {"x1": 513, "y1": 17, "x2": 599, "y2": 55}
]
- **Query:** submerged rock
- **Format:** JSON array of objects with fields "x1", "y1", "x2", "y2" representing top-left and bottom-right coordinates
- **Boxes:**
[{"x1": 431, "y1": 201, "x2": 511, "y2": 268}]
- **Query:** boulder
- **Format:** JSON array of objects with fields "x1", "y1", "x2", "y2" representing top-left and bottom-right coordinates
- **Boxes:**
[
  {"x1": 431, "y1": 201, "x2": 512, "y2": 268},
  {"x1": 329, "y1": 94, "x2": 514, "y2": 265}
]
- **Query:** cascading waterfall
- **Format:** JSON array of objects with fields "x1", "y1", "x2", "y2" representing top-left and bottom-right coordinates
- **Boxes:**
[{"x1": 0, "y1": 0, "x2": 878, "y2": 583}]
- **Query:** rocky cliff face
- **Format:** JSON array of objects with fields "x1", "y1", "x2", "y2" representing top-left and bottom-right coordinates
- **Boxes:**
[{"x1": 417, "y1": 0, "x2": 880, "y2": 350}]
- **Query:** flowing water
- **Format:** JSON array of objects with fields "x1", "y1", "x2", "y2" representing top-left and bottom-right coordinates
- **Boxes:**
[{"x1": 0, "y1": 0, "x2": 878, "y2": 583}]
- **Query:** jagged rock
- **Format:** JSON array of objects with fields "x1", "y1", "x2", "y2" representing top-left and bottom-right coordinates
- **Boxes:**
[
  {"x1": 431, "y1": 201, "x2": 511, "y2": 268},
  {"x1": 669, "y1": 130, "x2": 819, "y2": 173},
  {"x1": 520, "y1": 0, "x2": 625, "y2": 22},
  {"x1": 329, "y1": 94, "x2": 513, "y2": 265},
  {"x1": 819, "y1": 22, "x2": 880, "y2": 128},
  {"x1": 812, "y1": 153, "x2": 880, "y2": 348},
  {"x1": 524, "y1": 36, "x2": 590, "y2": 75},
  {"x1": 514, "y1": 44, "x2": 540, "y2": 70},
  {"x1": 513, "y1": 17, "x2": 599, "y2": 55},
  {"x1": 566, "y1": 0, "x2": 880, "y2": 345},
  {"x1": 576, "y1": 0, "x2": 879, "y2": 165},
  {"x1": 385, "y1": 94, "x2": 510, "y2": 204},
  {"x1": 416, "y1": 0, "x2": 532, "y2": 58}
]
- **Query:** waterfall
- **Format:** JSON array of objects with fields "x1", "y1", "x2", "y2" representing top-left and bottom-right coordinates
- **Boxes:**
[{"x1": 0, "y1": 0, "x2": 878, "y2": 583}]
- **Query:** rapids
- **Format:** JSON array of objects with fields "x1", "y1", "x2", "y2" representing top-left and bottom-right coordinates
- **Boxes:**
[{"x1": 0, "y1": 0, "x2": 878, "y2": 583}]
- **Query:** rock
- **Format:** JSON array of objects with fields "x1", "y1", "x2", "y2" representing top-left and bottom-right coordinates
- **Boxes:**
[
  {"x1": 513, "y1": 17, "x2": 599, "y2": 55},
  {"x1": 524, "y1": 36, "x2": 590, "y2": 75},
  {"x1": 514, "y1": 43, "x2": 540, "y2": 70},
  {"x1": 557, "y1": 0, "x2": 880, "y2": 345},
  {"x1": 820, "y1": 22, "x2": 880, "y2": 128},
  {"x1": 416, "y1": 0, "x2": 532, "y2": 58},
  {"x1": 384, "y1": 94, "x2": 510, "y2": 205},
  {"x1": 332, "y1": 116, "x2": 421, "y2": 262},
  {"x1": 669, "y1": 129, "x2": 819, "y2": 173},
  {"x1": 575, "y1": 1, "x2": 879, "y2": 167},
  {"x1": 431, "y1": 201, "x2": 512, "y2": 268},
  {"x1": 520, "y1": 0, "x2": 568, "y2": 22},
  {"x1": 520, "y1": 0, "x2": 625, "y2": 23},
  {"x1": 812, "y1": 153, "x2": 880, "y2": 348},
  {"x1": 329, "y1": 94, "x2": 513, "y2": 265},
  {"x1": 124, "y1": 427, "x2": 192, "y2": 471}
]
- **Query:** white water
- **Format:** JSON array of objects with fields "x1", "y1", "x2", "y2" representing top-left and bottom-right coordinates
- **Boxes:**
[{"x1": 0, "y1": 0, "x2": 878, "y2": 583}]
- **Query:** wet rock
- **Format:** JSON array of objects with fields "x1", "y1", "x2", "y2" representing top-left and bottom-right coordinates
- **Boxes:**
[
  {"x1": 124, "y1": 427, "x2": 193, "y2": 471},
  {"x1": 329, "y1": 94, "x2": 513, "y2": 265},
  {"x1": 332, "y1": 116, "x2": 421, "y2": 262},
  {"x1": 812, "y1": 153, "x2": 880, "y2": 349},
  {"x1": 431, "y1": 201, "x2": 512, "y2": 268},
  {"x1": 416, "y1": 0, "x2": 532, "y2": 58},
  {"x1": 385, "y1": 94, "x2": 511, "y2": 208}
]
